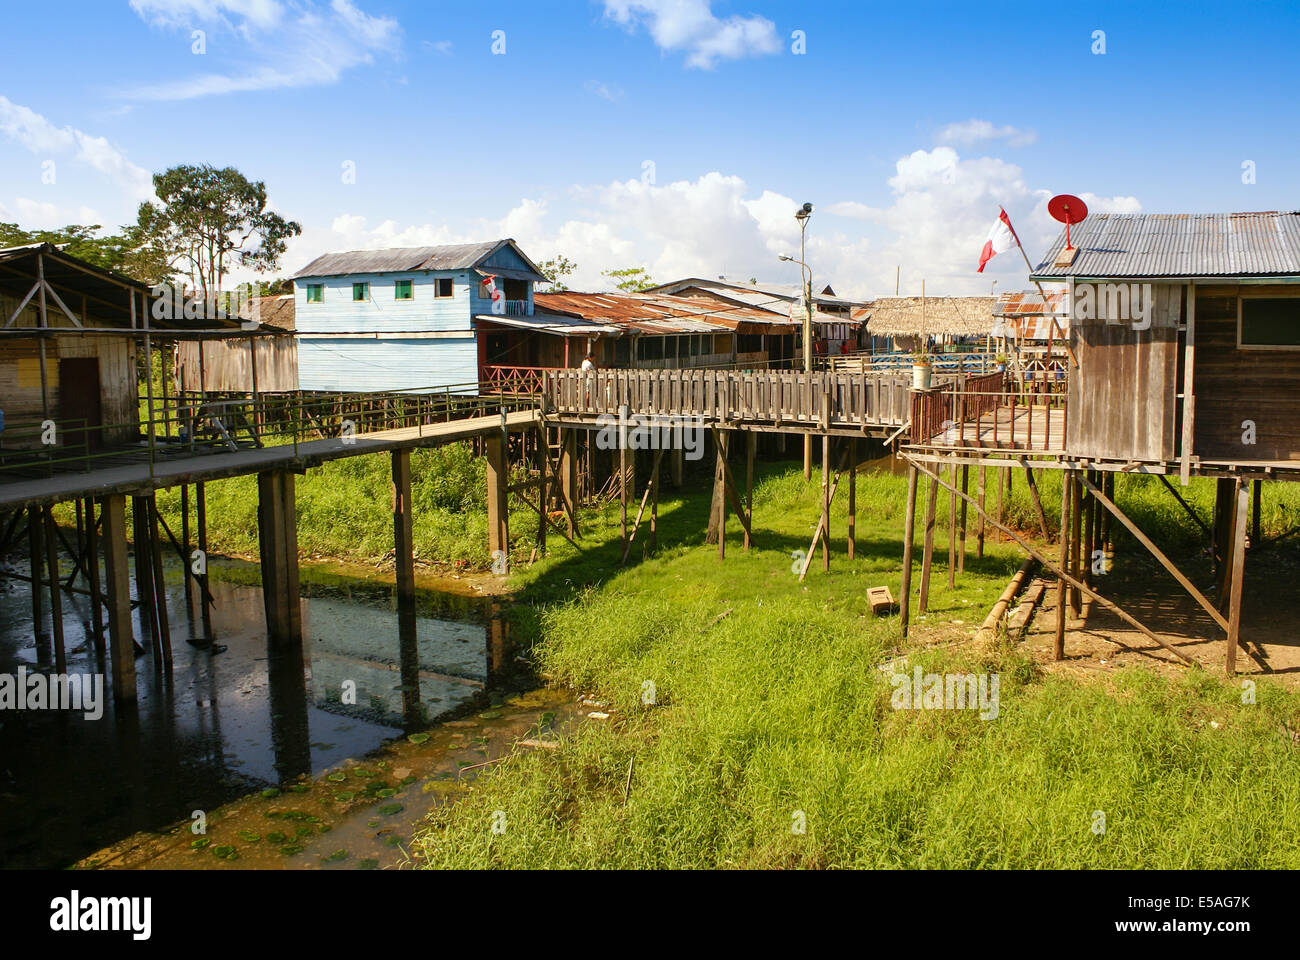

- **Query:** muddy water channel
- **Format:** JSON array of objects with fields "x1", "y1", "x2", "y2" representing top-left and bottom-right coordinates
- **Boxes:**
[{"x1": 0, "y1": 553, "x2": 572, "y2": 869}]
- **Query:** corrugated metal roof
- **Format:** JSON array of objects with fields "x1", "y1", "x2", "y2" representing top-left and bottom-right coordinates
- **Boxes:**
[
  {"x1": 293, "y1": 239, "x2": 545, "y2": 280},
  {"x1": 1031, "y1": 212, "x2": 1300, "y2": 279},
  {"x1": 994, "y1": 289, "x2": 1067, "y2": 317},
  {"x1": 533, "y1": 290, "x2": 795, "y2": 335}
]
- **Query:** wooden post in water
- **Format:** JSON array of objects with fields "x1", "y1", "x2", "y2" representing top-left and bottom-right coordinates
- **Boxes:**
[
  {"x1": 181, "y1": 484, "x2": 193, "y2": 613},
  {"x1": 147, "y1": 497, "x2": 173, "y2": 668},
  {"x1": 919, "y1": 472, "x2": 938, "y2": 613},
  {"x1": 901, "y1": 465, "x2": 919, "y2": 637},
  {"x1": 84, "y1": 497, "x2": 104, "y2": 654},
  {"x1": 195, "y1": 481, "x2": 214, "y2": 642},
  {"x1": 485, "y1": 433, "x2": 509, "y2": 573},
  {"x1": 257, "y1": 470, "x2": 302, "y2": 647},
  {"x1": 392, "y1": 447, "x2": 418, "y2": 691},
  {"x1": 1055, "y1": 469, "x2": 1071, "y2": 660},
  {"x1": 42, "y1": 507, "x2": 66, "y2": 674},
  {"x1": 100, "y1": 494, "x2": 136, "y2": 705},
  {"x1": 131, "y1": 496, "x2": 159, "y2": 658},
  {"x1": 27, "y1": 506, "x2": 44, "y2": 641}
]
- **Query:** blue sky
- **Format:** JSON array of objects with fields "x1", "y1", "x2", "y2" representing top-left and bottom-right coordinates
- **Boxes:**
[{"x1": 2, "y1": 0, "x2": 1298, "y2": 296}]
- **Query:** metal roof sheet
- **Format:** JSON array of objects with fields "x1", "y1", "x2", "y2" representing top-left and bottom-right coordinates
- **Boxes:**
[
  {"x1": 293, "y1": 239, "x2": 545, "y2": 280},
  {"x1": 1031, "y1": 212, "x2": 1300, "y2": 279}
]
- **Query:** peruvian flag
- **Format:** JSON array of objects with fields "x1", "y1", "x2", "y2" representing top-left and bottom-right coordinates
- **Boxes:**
[{"x1": 977, "y1": 207, "x2": 1019, "y2": 273}]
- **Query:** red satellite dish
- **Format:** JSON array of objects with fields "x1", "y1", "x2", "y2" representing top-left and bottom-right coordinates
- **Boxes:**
[{"x1": 1048, "y1": 194, "x2": 1088, "y2": 250}]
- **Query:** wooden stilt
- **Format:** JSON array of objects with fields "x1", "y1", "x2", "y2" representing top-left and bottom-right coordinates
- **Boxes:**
[
  {"x1": 84, "y1": 497, "x2": 104, "y2": 654},
  {"x1": 821, "y1": 435, "x2": 831, "y2": 571},
  {"x1": 1021, "y1": 462, "x2": 1050, "y2": 541},
  {"x1": 901, "y1": 465, "x2": 919, "y2": 638},
  {"x1": 1252, "y1": 478, "x2": 1261, "y2": 545},
  {"x1": 650, "y1": 444, "x2": 660, "y2": 552},
  {"x1": 958, "y1": 464, "x2": 969, "y2": 573},
  {"x1": 100, "y1": 495, "x2": 136, "y2": 705},
  {"x1": 485, "y1": 433, "x2": 509, "y2": 572},
  {"x1": 976, "y1": 465, "x2": 986, "y2": 559},
  {"x1": 619, "y1": 435, "x2": 630, "y2": 549},
  {"x1": 847, "y1": 438, "x2": 856, "y2": 560},
  {"x1": 1083, "y1": 470, "x2": 1096, "y2": 591},
  {"x1": 560, "y1": 429, "x2": 578, "y2": 537},
  {"x1": 181, "y1": 484, "x2": 193, "y2": 613},
  {"x1": 1056, "y1": 468, "x2": 1070, "y2": 660},
  {"x1": 1070, "y1": 472, "x2": 1083, "y2": 616},
  {"x1": 670, "y1": 447, "x2": 684, "y2": 490},
  {"x1": 131, "y1": 496, "x2": 159, "y2": 658},
  {"x1": 919, "y1": 473, "x2": 938, "y2": 613},
  {"x1": 996, "y1": 465, "x2": 1006, "y2": 542},
  {"x1": 195, "y1": 481, "x2": 214, "y2": 642},
  {"x1": 257, "y1": 470, "x2": 302, "y2": 646},
  {"x1": 745, "y1": 431, "x2": 756, "y2": 552},
  {"x1": 1226, "y1": 480, "x2": 1249, "y2": 674},
  {"x1": 42, "y1": 507, "x2": 66, "y2": 674},
  {"x1": 536, "y1": 427, "x2": 548, "y2": 556},
  {"x1": 27, "y1": 505, "x2": 44, "y2": 640},
  {"x1": 392, "y1": 449, "x2": 417, "y2": 714},
  {"x1": 148, "y1": 498, "x2": 172, "y2": 668},
  {"x1": 947, "y1": 458, "x2": 957, "y2": 588}
]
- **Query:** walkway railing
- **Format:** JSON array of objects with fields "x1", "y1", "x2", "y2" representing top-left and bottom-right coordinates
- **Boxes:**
[
  {"x1": 908, "y1": 372, "x2": 1069, "y2": 452},
  {"x1": 541, "y1": 367, "x2": 929, "y2": 430}
]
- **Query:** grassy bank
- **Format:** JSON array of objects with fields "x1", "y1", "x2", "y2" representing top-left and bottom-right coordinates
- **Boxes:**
[{"x1": 404, "y1": 462, "x2": 1300, "y2": 869}]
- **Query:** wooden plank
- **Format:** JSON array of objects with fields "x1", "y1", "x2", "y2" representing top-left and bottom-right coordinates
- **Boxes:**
[
  {"x1": 1056, "y1": 470, "x2": 1069, "y2": 660},
  {"x1": 1226, "y1": 480, "x2": 1249, "y2": 674},
  {"x1": 1180, "y1": 282, "x2": 1195, "y2": 484}
]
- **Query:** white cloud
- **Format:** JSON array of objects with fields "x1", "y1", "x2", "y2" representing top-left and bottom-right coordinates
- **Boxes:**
[
  {"x1": 124, "y1": 0, "x2": 399, "y2": 100},
  {"x1": 584, "y1": 80, "x2": 624, "y2": 102},
  {"x1": 602, "y1": 0, "x2": 780, "y2": 69},
  {"x1": 421, "y1": 39, "x2": 453, "y2": 55},
  {"x1": 273, "y1": 146, "x2": 1141, "y2": 300},
  {"x1": 937, "y1": 119, "x2": 1038, "y2": 148},
  {"x1": 0, "y1": 95, "x2": 155, "y2": 204}
]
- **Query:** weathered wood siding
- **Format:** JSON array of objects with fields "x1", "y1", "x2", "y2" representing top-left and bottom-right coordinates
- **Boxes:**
[
  {"x1": 1192, "y1": 283, "x2": 1300, "y2": 461},
  {"x1": 296, "y1": 336, "x2": 478, "y2": 391},
  {"x1": 1066, "y1": 282, "x2": 1179, "y2": 462},
  {"x1": 0, "y1": 292, "x2": 138, "y2": 447},
  {"x1": 174, "y1": 336, "x2": 300, "y2": 393}
]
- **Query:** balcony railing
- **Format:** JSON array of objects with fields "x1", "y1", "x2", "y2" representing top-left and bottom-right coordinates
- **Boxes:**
[{"x1": 503, "y1": 299, "x2": 530, "y2": 316}]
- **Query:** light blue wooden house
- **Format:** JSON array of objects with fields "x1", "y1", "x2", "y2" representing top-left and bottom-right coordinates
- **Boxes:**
[{"x1": 290, "y1": 239, "x2": 547, "y2": 391}]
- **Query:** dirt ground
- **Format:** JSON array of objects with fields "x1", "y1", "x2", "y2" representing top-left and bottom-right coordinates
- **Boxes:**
[{"x1": 1016, "y1": 546, "x2": 1300, "y2": 685}]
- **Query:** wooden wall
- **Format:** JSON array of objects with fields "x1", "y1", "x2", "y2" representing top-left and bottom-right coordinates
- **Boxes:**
[
  {"x1": 0, "y1": 292, "x2": 138, "y2": 448},
  {"x1": 174, "y1": 336, "x2": 300, "y2": 393},
  {"x1": 1066, "y1": 282, "x2": 1179, "y2": 462},
  {"x1": 1192, "y1": 283, "x2": 1300, "y2": 461}
]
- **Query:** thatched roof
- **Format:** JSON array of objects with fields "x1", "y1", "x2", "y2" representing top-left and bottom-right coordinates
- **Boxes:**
[{"x1": 866, "y1": 296, "x2": 996, "y2": 337}]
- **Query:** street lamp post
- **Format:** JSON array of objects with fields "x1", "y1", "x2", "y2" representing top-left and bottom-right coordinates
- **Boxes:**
[{"x1": 782, "y1": 202, "x2": 815, "y2": 478}]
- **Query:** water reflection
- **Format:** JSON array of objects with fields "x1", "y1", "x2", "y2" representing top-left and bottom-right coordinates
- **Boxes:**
[{"x1": 0, "y1": 556, "x2": 514, "y2": 869}]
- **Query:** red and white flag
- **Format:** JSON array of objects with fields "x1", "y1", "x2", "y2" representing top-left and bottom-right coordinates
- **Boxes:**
[{"x1": 977, "y1": 207, "x2": 1019, "y2": 273}]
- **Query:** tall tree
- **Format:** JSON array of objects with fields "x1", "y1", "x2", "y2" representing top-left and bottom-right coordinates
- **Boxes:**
[
  {"x1": 0, "y1": 222, "x2": 135, "y2": 272},
  {"x1": 133, "y1": 164, "x2": 302, "y2": 300},
  {"x1": 538, "y1": 255, "x2": 577, "y2": 291},
  {"x1": 602, "y1": 266, "x2": 655, "y2": 293}
]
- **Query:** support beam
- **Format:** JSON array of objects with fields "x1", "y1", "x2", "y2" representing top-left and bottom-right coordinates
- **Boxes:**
[
  {"x1": 947, "y1": 458, "x2": 957, "y2": 589},
  {"x1": 257, "y1": 470, "x2": 301, "y2": 646},
  {"x1": 196, "y1": 481, "x2": 214, "y2": 642},
  {"x1": 148, "y1": 498, "x2": 173, "y2": 669},
  {"x1": 1180, "y1": 281, "x2": 1196, "y2": 486},
  {"x1": 1226, "y1": 480, "x2": 1249, "y2": 675},
  {"x1": 958, "y1": 464, "x2": 969, "y2": 573},
  {"x1": 485, "y1": 433, "x2": 509, "y2": 571},
  {"x1": 559, "y1": 428, "x2": 578, "y2": 537},
  {"x1": 392, "y1": 449, "x2": 417, "y2": 695},
  {"x1": 821, "y1": 435, "x2": 831, "y2": 571},
  {"x1": 84, "y1": 497, "x2": 104, "y2": 653},
  {"x1": 901, "y1": 465, "x2": 919, "y2": 638},
  {"x1": 746, "y1": 431, "x2": 757, "y2": 553},
  {"x1": 27, "y1": 506, "x2": 44, "y2": 641},
  {"x1": 42, "y1": 507, "x2": 66, "y2": 674},
  {"x1": 919, "y1": 473, "x2": 938, "y2": 613},
  {"x1": 100, "y1": 495, "x2": 136, "y2": 705},
  {"x1": 1021, "y1": 460, "x2": 1051, "y2": 542},
  {"x1": 1070, "y1": 472, "x2": 1083, "y2": 617},
  {"x1": 1055, "y1": 469, "x2": 1070, "y2": 660},
  {"x1": 976, "y1": 465, "x2": 986, "y2": 559},
  {"x1": 1157, "y1": 473, "x2": 1212, "y2": 540},
  {"x1": 909, "y1": 458, "x2": 1196, "y2": 667}
]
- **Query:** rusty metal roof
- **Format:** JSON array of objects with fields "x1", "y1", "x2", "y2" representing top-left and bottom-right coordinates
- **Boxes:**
[
  {"x1": 292, "y1": 239, "x2": 546, "y2": 281},
  {"x1": 994, "y1": 289, "x2": 1067, "y2": 317},
  {"x1": 1031, "y1": 212, "x2": 1300, "y2": 279},
  {"x1": 533, "y1": 291, "x2": 795, "y2": 335}
]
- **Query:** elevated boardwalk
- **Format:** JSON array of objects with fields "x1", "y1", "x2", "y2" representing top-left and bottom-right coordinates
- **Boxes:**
[{"x1": 0, "y1": 410, "x2": 539, "y2": 510}]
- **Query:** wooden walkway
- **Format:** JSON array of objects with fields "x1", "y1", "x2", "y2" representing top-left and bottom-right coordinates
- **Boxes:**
[
  {"x1": 0, "y1": 410, "x2": 540, "y2": 510},
  {"x1": 922, "y1": 404, "x2": 1067, "y2": 453}
]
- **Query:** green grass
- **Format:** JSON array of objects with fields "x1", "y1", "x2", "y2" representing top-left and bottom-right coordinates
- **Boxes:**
[{"x1": 406, "y1": 461, "x2": 1300, "y2": 869}]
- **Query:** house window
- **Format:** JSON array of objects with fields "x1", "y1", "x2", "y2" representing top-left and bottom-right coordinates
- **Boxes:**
[
  {"x1": 306, "y1": 284, "x2": 323, "y2": 303},
  {"x1": 1239, "y1": 297, "x2": 1300, "y2": 348},
  {"x1": 435, "y1": 278, "x2": 453, "y2": 298},
  {"x1": 395, "y1": 279, "x2": 413, "y2": 301},
  {"x1": 352, "y1": 282, "x2": 368, "y2": 302}
]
